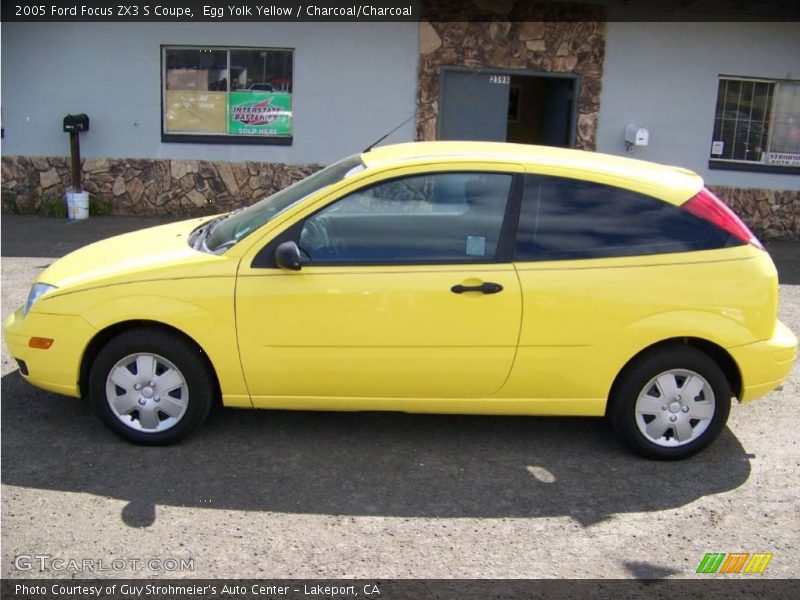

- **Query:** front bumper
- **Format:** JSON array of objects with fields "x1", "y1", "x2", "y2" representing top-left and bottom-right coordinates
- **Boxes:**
[
  {"x1": 3, "y1": 307, "x2": 97, "y2": 397},
  {"x1": 731, "y1": 319, "x2": 797, "y2": 403}
]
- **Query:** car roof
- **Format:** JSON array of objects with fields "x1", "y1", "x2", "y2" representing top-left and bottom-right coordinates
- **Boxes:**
[{"x1": 361, "y1": 141, "x2": 704, "y2": 205}]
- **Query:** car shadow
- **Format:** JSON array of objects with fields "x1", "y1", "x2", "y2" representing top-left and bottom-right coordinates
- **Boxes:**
[{"x1": 1, "y1": 372, "x2": 751, "y2": 528}]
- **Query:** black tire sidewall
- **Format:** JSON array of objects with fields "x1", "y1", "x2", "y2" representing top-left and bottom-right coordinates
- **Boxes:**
[
  {"x1": 89, "y1": 329, "x2": 214, "y2": 445},
  {"x1": 611, "y1": 346, "x2": 732, "y2": 460}
]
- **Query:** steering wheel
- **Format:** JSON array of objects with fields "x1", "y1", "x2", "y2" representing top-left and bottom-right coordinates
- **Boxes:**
[{"x1": 299, "y1": 217, "x2": 337, "y2": 258}]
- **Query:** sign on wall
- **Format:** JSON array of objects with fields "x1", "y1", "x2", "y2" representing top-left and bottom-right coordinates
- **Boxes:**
[{"x1": 228, "y1": 91, "x2": 292, "y2": 136}]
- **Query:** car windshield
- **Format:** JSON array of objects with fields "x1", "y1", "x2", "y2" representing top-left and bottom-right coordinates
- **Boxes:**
[{"x1": 205, "y1": 154, "x2": 364, "y2": 252}]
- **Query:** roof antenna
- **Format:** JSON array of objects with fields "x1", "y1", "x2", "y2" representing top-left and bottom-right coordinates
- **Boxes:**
[
  {"x1": 362, "y1": 113, "x2": 417, "y2": 153},
  {"x1": 362, "y1": 67, "x2": 488, "y2": 153}
]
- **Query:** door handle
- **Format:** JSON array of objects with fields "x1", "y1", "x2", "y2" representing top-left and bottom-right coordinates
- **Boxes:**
[{"x1": 451, "y1": 282, "x2": 504, "y2": 295}]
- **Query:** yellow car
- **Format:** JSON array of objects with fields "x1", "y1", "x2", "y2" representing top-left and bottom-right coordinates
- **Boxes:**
[{"x1": 3, "y1": 142, "x2": 796, "y2": 459}]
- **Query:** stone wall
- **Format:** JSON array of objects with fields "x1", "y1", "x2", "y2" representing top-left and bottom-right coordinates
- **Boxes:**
[
  {"x1": 2, "y1": 154, "x2": 796, "y2": 239},
  {"x1": 709, "y1": 186, "x2": 800, "y2": 241},
  {"x1": 1, "y1": 155, "x2": 322, "y2": 216},
  {"x1": 417, "y1": 8, "x2": 606, "y2": 149}
]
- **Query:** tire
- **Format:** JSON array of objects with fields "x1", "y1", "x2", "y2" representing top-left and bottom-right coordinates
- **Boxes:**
[
  {"x1": 609, "y1": 346, "x2": 731, "y2": 460},
  {"x1": 89, "y1": 328, "x2": 214, "y2": 445}
]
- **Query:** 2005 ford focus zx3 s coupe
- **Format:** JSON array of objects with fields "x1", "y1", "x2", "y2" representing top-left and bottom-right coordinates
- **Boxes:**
[{"x1": 4, "y1": 142, "x2": 796, "y2": 459}]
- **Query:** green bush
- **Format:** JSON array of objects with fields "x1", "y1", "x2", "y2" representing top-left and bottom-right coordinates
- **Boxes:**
[
  {"x1": 2, "y1": 191, "x2": 19, "y2": 213},
  {"x1": 3, "y1": 188, "x2": 113, "y2": 218},
  {"x1": 89, "y1": 194, "x2": 113, "y2": 216},
  {"x1": 41, "y1": 194, "x2": 68, "y2": 218}
]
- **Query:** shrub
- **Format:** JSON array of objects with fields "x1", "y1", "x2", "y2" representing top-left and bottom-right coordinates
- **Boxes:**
[
  {"x1": 2, "y1": 191, "x2": 19, "y2": 213},
  {"x1": 41, "y1": 194, "x2": 68, "y2": 218},
  {"x1": 89, "y1": 194, "x2": 113, "y2": 216}
]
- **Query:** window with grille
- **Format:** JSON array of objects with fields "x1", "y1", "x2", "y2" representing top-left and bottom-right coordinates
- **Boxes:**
[{"x1": 710, "y1": 76, "x2": 800, "y2": 167}]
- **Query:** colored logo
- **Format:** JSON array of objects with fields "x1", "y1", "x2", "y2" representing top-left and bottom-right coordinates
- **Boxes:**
[
  {"x1": 696, "y1": 552, "x2": 773, "y2": 574},
  {"x1": 231, "y1": 98, "x2": 281, "y2": 126}
]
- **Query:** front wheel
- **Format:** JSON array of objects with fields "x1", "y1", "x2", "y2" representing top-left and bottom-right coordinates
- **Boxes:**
[
  {"x1": 89, "y1": 329, "x2": 214, "y2": 445},
  {"x1": 609, "y1": 346, "x2": 731, "y2": 460}
]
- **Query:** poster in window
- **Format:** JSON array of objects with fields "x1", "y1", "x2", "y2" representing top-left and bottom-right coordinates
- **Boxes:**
[
  {"x1": 164, "y1": 91, "x2": 227, "y2": 133},
  {"x1": 228, "y1": 91, "x2": 292, "y2": 136}
]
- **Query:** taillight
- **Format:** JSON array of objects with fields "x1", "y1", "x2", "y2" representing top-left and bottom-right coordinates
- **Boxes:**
[{"x1": 682, "y1": 187, "x2": 764, "y2": 250}]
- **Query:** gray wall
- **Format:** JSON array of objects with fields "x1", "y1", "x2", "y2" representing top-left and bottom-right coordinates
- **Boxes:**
[
  {"x1": 1, "y1": 22, "x2": 419, "y2": 165},
  {"x1": 597, "y1": 21, "x2": 800, "y2": 190}
]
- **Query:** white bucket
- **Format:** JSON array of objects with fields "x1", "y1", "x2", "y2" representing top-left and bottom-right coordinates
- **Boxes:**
[
  {"x1": 65, "y1": 191, "x2": 75, "y2": 219},
  {"x1": 72, "y1": 191, "x2": 90, "y2": 220}
]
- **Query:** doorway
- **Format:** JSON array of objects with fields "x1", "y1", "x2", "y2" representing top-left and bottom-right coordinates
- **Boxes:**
[{"x1": 438, "y1": 67, "x2": 578, "y2": 147}]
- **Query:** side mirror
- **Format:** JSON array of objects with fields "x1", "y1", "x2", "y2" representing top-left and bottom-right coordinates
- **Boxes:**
[{"x1": 274, "y1": 241, "x2": 306, "y2": 271}]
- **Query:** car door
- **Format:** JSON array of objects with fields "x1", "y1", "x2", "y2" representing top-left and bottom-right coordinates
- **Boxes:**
[{"x1": 235, "y1": 167, "x2": 523, "y2": 406}]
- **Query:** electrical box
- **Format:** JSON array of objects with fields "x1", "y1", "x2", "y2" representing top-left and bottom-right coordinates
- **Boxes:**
[
  {"x1": 625, "y1": 124, "x2": 648, "y2": 146},
  {"x1": 63, "y1": 114, "x2": 90, "y2": 133}
]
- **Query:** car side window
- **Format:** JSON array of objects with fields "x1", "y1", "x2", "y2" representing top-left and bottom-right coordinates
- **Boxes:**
[
  {"x1": 515, "y1": 175, "x2": 733, "y2": 261},
  {"x1": 299, "y1": 172, "x2": 513, "y2": 264}
]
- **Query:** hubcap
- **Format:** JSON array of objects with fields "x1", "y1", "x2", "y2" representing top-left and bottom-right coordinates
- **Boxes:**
[
  {"x1": 104, "y1": 353, "x2": 188, "y2": 433},
  {"x1": 635, "y1": 369, "x2": 715, "y2": 447}
]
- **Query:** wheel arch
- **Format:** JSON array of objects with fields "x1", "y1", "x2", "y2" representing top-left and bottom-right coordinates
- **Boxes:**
[
  {"x1": 79, "y1": 319, "x2": 221, "y2": 404},
  {"x1": 606, "y1": 337, "x2": 742, "y2": 415}
]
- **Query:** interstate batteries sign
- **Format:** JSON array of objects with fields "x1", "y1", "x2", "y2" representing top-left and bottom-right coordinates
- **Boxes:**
[{"x1": 228, "y1": 91, "x2": 292, "y2": 136}]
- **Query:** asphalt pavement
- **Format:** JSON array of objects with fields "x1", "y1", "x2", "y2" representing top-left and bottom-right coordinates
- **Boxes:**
[{"x1": 1, "y1": 214, "x2": 798, "y2": 579}]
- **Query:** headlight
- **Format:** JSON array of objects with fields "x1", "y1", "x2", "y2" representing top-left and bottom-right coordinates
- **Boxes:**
[{"x1": 24, "y1": 283, "x2": 57, "y2": 316}]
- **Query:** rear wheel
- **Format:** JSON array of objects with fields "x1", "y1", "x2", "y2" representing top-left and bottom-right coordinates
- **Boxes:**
[
  {"x1": 609, "y1": 346, "x2": 731, "y2": 460},
  {"x1": 89, "y1": 329, "x2": 214, "y2": 445}
]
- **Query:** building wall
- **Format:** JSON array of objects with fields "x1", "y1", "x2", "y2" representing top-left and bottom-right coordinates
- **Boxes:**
[
  {"x1": 596, "y1": 21, "x2": 800, "y2": 239},
  {"x1": 0, "y1": 22, "x2": 419, "y2": 164},
  {"x1": 2, "y1": 20, "x2": 798, "y2": 238},
  {"x1": 596, "y1": 21, "x2": 800, "y2": 187},
  {"x1": 416, "y1": 17, "x2": 606, "y2": 151},
  {"x1": 1, "y1": 21, "x2": 418, "y2": 215}
]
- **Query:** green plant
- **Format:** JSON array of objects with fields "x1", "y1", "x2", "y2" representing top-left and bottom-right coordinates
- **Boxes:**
[
  {"x1": 40, "y1": 193, "x2": 68, "y2": 218},
  {"x1": 2, "y1": 191, "x2": 19, "y2": 213},
  {"x1": 89, "y1": 194, "x2": 113, "y2": 216}
]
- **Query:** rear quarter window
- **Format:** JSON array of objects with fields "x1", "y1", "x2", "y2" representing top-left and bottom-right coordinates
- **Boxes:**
[{"x1": 515, "y1": 175, "x2": 735, "y2": 261}]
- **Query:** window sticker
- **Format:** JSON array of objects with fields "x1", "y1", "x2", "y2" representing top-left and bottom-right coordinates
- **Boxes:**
[{"x1": 466, "y1": 235, "x2": 487, "y2": 257}]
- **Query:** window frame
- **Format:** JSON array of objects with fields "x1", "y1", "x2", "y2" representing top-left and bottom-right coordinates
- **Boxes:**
[
  {"x1": 160, "y1": 44, "x2": 294, "y2": 146},
  {"x1": 708, "y1": 75, "x2": 800, "y2": 175},
  {"x1": 253, "y1": 171, "x2": 524, "y2": 268}
]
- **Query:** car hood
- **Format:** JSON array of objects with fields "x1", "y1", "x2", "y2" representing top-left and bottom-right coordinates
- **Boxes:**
[{"x1": 37, "y1": 218, "x2": 227, "y2": 292}]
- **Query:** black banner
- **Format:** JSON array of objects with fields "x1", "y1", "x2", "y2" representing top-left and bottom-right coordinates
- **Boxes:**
[
  {"x1": 2, "y1": 579, "x2": 800, "y2": 600},
  {"x1": 1, "y1": 0, "x2": 800, "y2": 22},
  {"x1": 3, "y1": 1, "x2": 425, "y2": 22}
]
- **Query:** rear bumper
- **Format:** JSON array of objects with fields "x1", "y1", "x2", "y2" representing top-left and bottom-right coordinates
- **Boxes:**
[
  {"x1": 731, "y1": 320, "x2": 797, "y2": 403},
  {"x1": 3, "y1": 307, "x2": 96, "y2": 398}
]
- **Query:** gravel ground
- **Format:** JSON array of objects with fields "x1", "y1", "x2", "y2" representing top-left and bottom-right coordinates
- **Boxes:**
[{"x1": 1, "y1": 215, "x2": 798, "y2": 579}]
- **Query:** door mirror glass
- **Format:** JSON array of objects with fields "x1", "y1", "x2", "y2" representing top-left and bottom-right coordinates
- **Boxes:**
[{"x1": 274, "y1": 241, "x2": 306, "y2": 270}]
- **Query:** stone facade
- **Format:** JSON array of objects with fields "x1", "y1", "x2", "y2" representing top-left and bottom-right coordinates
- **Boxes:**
[
  {"x1": 1, "y1": 155, "x2": 322, "y2": 217},
  {"x1": 2, "y1": 154, "x2": 797, "y2": 239},
  {"x1": 416, "y1": 10, "x2": 606, "y2": 149},
  {"x1": 709, "y1": 185, "x2": 800, "y2": 241}
]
